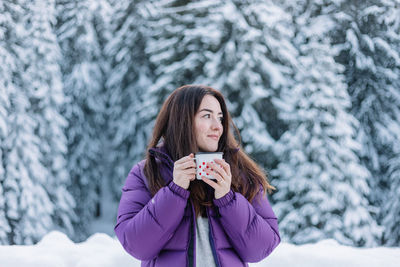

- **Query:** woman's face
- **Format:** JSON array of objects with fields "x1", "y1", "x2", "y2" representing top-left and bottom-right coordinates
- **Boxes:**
[{"x1": 194, "y1": 95, "x2": 224, "y2": 152}]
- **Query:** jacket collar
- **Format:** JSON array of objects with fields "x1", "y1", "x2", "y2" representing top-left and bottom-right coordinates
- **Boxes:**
[{"x1": 148, "y1": 144, "x2": 174, "y2": 168}]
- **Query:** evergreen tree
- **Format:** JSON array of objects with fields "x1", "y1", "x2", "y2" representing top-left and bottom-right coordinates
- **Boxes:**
[
  {"x1": 105, "y1": 0, "x2": 155, "y2": 200},
  {"x1": 0, "y1": 0, "x2": 16, "y2": 244},
  {"x1": 144, "y1": 0, "x2": 296, "y2": 169},
  {"x1": 273, "y1": 0, "x2": 381, "y2": 246},
  {"x1": 383, "y1": 144, "x2": 400, "y2": 246},
  {"x1": 56, "y1": 0, "x2": 111, "y2": 241},
  {"x1": 0, "y1": 0, "x2": 74, "y2": 244},
  {"x1": 330, "y1": 0, "x2": 400, "y2": 245},
  {"x1": 378, "y1": 0, "x2": 400, "y2": 247}
]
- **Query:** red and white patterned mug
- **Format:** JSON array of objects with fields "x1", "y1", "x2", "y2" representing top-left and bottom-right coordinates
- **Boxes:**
[{"x1": 194, "y1": 152, "x2": 223, "y2": 180}]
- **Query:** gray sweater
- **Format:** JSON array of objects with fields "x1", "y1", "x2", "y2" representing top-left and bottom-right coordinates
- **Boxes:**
[{"x1": 196, "y1": 216, "x2": 217, "y2": 267}]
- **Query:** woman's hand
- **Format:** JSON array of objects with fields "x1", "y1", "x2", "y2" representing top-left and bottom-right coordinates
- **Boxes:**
[
  {"x1": 173, "y1": 153, "x2": 196, "y2": 190},
  {"x1": 201, "y1": 158, "x2": 232, "y2": 199}
]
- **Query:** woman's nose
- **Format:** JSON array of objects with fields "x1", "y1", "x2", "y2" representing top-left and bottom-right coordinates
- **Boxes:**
[{"x1": 211, "y1": 117, "x2": 222, "y2": 130}]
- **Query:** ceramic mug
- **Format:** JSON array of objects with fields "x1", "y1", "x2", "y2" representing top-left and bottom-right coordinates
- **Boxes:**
[{"x1": 195, "y1": 152, "x2": 223, "y2": 180}]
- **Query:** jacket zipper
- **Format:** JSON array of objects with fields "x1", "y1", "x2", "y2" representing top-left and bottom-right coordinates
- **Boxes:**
[
  {"x1": 188, "y1": 200, "x2": 196, "y2": 267},
  {"x1": 207, "y1": 208, "x2": 221, "y2": 267}
]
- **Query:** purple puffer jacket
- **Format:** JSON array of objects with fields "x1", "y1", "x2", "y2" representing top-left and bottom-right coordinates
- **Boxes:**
[{"x1": 114, "y1": 146, "x2": 280, "y2": 266}]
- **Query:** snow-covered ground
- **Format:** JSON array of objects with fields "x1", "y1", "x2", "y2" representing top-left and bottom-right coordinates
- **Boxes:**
[{"x1": 0, "y1": 231, "x2": 398, "y2": 267}]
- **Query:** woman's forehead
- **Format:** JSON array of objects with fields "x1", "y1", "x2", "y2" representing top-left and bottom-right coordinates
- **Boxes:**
[{"x1": 198, "y1": 95, "x2": 222, "y2": 112}]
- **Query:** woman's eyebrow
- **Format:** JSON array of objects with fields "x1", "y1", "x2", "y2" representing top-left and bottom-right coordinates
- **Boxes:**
[{"x1": 199, "y1": 108, "x2": 223, "y2": 115}]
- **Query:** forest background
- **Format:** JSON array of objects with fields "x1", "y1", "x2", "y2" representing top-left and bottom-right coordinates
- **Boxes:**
[{"x1": 0, "y1": 0, "x2": 399, "y2": 248}]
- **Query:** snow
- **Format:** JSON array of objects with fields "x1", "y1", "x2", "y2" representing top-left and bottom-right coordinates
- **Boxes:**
[
  {"x1": 2, "y1": 0, "x2": 399, "y2": 253},
  {"x1": 0, "y1": 231, "x2": 398, "y2": 267}
]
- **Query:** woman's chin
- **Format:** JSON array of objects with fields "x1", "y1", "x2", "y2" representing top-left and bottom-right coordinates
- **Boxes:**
[{"x1": 198, "y1": 145, "x2": 218, "y2": 152}]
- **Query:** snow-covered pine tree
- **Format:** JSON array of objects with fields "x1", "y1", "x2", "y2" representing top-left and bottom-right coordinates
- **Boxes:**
[
  {"x1": 383, "y1": 144, "x2": 400, "y2": 246},
  {"x1": 0, "y1": 0, "x2": 75, "y2": 244},
  {"x1": 329, "y1": 0, "x2": 400, "y2": 245},
  {"x1": 0, "y1": 0, "x2": 16, "y2": 244},
  {"x1": 55, "y1": 0, "x2": 112, "y2": 241},
  {"x1": 144, "y1": 0, "x2": 296, "y2": 169},
  {"x1": 378, "y1": 0, "x2": 400, "y2": 248},
  {"x1": 105, "y1": 0, "x2": 155, "y2": 200},
  {"x1": 272, "y1": 0, "x2": 382, "y2": 247}
]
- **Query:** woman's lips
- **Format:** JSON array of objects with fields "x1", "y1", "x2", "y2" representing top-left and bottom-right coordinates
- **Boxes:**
[{"x1": 207, "y1": 135, "x2": 219, "y2": 140}]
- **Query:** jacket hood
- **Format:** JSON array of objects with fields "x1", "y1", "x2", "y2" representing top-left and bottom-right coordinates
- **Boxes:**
[{"x1": 148, "y1": 145, "x2": 174, "y2": 168}]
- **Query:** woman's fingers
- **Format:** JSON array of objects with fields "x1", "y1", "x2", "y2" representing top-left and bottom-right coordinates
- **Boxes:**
[
  {"x1": 172, "y1": 154, "x2": 196, "y2": 190},
  {"x1": 175, "y1": 154, "x2": 195, "y2": 169},
  {"x1": 174, "y1": 155, "x2": 232, "y2": 194},
  {"x1": 201, "y1": 176, "x2": 219, "y2": 189},
  {"x1": 179, "y1": 159, "x2": 196, "y2": 169},
  {"x1": 209, "y1": 169, "x2": 224, "y2": 182},
  {"x1": 207, "y1": 161, "x2": 226, "y2": 179},
  {"x1": 214, "y1": 159, "x2": 231, "y2": 177},
  {"x1": 182, "y1": 168, "x2": 196, "y2": 176},
  {"x1": 175, "y1": 153, "x2": 194, "y2": 164},
  {"x1": 202, "y1": 159, "x2": 232, "y2": 199}
]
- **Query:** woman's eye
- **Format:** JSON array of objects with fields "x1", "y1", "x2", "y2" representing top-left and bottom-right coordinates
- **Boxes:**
[{"x1": 202, "y1": 114, "x2": 223, "y2": 122}]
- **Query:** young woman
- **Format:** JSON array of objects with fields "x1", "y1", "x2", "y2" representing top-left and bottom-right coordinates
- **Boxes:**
[{"x1": 114, "y1": 85, "x2": 280, "y2": 266}]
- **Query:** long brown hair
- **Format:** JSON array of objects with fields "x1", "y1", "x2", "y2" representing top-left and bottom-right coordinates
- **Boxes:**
[{"x1": 143, "y1": 85, "x2": 274, "y2": 217}]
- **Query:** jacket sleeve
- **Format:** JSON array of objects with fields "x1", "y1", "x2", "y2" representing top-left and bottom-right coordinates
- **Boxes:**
[
  {"x1": 213, "y1": 186, "x2": 280, "y2": 262},
  {"x1": 114, "y1": 162, "x2": 190, "y2": 260}
]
